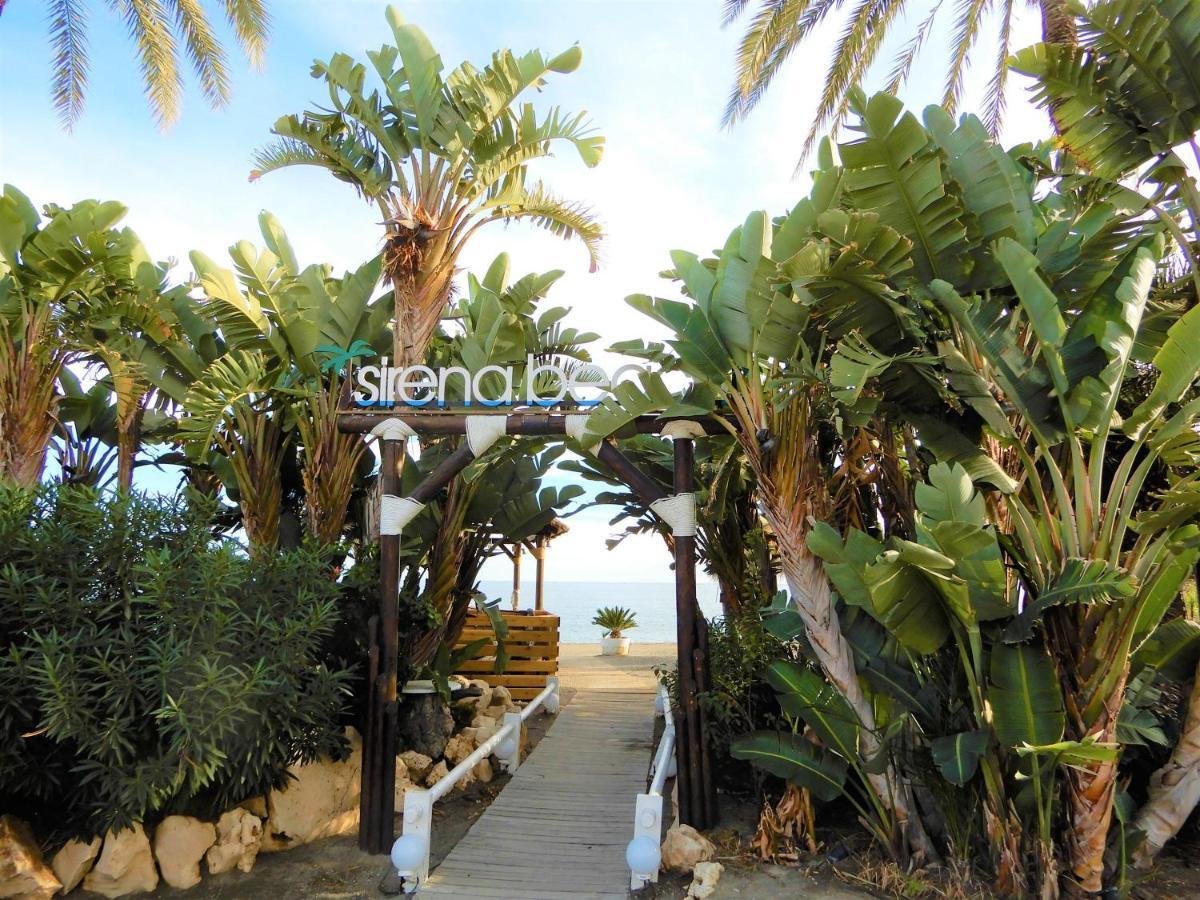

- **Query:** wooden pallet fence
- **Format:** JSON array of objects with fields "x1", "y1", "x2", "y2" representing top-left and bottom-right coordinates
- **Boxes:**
[{"x1": 454, "y1": 610, "x2": 560, "y2": 702}]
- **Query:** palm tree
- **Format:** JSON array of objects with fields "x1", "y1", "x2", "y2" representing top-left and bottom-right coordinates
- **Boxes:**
[
  {"x1": 721, "y1": 0, "x2": 1078, "y2": 161},
  {"x1": 12, "y1": 0, "x2": 270, "y2": 129},
  {"x1": 252, "y1": 6, "x2": 604, "y2": 369}
]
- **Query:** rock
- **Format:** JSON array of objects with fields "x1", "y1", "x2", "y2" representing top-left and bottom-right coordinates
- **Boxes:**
[
  {"x1": 473, "y1": 758, "x2": 494, "y2": 784},
  {"x1": 448, "y1": 674, "x2": 470, "y2": 690},
  {"x1": 469, "y1": 679, "x2": 493, "y2": 710},
  {"x1": 50, "y1": 836, "x2": 101, "y2": 894},
  {"x1": 470, "y1": 713, "x2": 496, "y2": 731},
  {"x1": 398, "y1": 694, "x2": 454, "y2": 760},
  {"x1": 394, "y1": 757, "x2": 412, "y2": 808},
  {"x1": 454, "y1": 769, "x2": 475, "y2": 792},
  {"x1": 491, "y1": 685, "x2": 515, "y2": 709},
  {"x1": 83, "y1": 823, "x2": 158, "y2": 898},
  {"x1": 687, "y1": 861, "x2": 724, "y2": 899},
  {"x1": 473, "y1": 721, "x2": 497, "y2": 744},
  {"x1": 400, "y1": 750, "x2": 434, "y2": 782},
  {"x1": 424, "y1": 760, "x2": 449, "y2": 789},
  {"x1": 482, "y1": 704, "x2": 510, "y2": 723},
  {"x1": 443, "y1": 733, "x2": 475, "y2": 766},
  {"x1": 661, "y1": 824, "x2": 715, "y2": 873},
  {"x1": 459, "y1": 727, "x2": 478, "y2": 744},
  {"x1": 263, "y1": 727, "x2": 361, "y2": 851},
  {"x1": 205, "y1": 809, "x2": 263, "y2": 875},
  {"x1": 0, "y1": 815, "x2": 60, "y2": 900},
  {"x1": 153, "y1": 816, "x2": 215, "y2": 889}
]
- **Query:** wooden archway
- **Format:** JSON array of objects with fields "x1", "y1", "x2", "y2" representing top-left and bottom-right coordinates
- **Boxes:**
[{"x1": 337, "y1": 410, "x2": 720, "y2": 853}]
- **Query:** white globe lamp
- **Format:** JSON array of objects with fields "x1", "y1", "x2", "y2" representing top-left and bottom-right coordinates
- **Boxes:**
[
  {"x1": 625, "y1": 835, "x2": 661, "y2": 877},
  {"x1": 390, "y1": 834, "x2": 426, "y2": 874}
]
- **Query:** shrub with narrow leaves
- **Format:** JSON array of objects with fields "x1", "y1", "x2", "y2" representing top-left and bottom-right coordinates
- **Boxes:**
[{"x1": 0, "y1": 484, "x2": 353, "y2": 842}]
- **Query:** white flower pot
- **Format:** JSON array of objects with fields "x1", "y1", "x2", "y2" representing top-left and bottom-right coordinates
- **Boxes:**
[{"x1": 600, "y1": 636, "x2": 631, "y2": 656}]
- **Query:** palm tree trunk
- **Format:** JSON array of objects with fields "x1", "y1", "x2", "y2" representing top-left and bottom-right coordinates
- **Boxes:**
[
  {"x1": 1133, "y1": 659, "x2": 1200, "y2": 868},
  {"x1": 1038, "y1": 0, "x2": 1078, "y2": 136},
  {"x1": 1038, "y1": 0, "x2": 1077, "y2": 46}
]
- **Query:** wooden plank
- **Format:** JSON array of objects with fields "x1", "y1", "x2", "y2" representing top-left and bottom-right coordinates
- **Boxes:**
[
  {"x1": 423, "y1": 668, "x2": 656, "y2": 898},
  {"x1": 457, "y1": 659, "x2": 558, "y2": 674}
]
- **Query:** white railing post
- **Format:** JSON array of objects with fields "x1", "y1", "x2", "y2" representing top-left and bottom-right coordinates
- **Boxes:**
[
  {"x1": 545, "y1": 675, "x2": 561, "y2": 714},
  {"x1": 497, "y1": 711, "x2": 523, "y2": 775},
  {"x1": 628, "y1": 793, "x2": 664, "y2": 890},
  {"x1": 391, "y1": 789, "x2": 432, "y2": 893},
  {"x1": 626, "y1": 684, "x2": 674, "y2": 890},
  {"x1": 391, "y1": 677, "x2": 560, "y2": 890}
]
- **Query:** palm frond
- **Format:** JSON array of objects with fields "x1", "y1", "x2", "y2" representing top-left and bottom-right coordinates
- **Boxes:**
[
  {"x1": 801, "y1": 0, "x2": 910, "y2": 164},
  {"x1": 116, "y1": 0, "x2": 183, "y2": 128},
  {"x1": 886, "y1": 0, "x2": 946, "y2": 93},
  {"x1": 721, "y1": 0, "x2": 757, "y2": 27},
  {"x1": 983, "y1": 0, "x2": 1014, "y2": 136},
  {"x1": 251, "y1": 121, "x2": 392, "y2": 199},
  {"x1": 222, "y1": 0, "x2": 269, "y2": 68},
  {"x1": 943, "y1": 0, "x2": 993, "y2": 114},
  {"x1": 49, "y1": 0, "x2": 90, "y2": 129},
  {"x1": 722, "y1": 0, "x2": 809, "y2": 126},
  {"x1": 171, "y1": 0, "x2": 232, "y2": 108},
  {"x1": 482, "y1": 179, "x2": 603, "y2": 273}
]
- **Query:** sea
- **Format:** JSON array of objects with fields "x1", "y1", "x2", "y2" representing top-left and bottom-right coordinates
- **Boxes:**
[{"x1": 477, "y1": 580, "x2": 722, "y2": 643}]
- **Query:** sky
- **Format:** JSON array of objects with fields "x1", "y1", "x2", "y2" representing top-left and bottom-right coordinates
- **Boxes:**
[{"x1": 0, "y1": 0, "x2": 1050, "y2": 583}]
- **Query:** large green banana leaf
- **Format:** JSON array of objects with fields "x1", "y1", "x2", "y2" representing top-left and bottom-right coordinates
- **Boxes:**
[
  {"x1": 730, "y1": 731, "x2": 848, "y2": 801},
  {"x1": 989, "y1": 644, "x2": 1065, "y2": 749},
  {"x1": 764, "y1": 660, "x2": 860, "y2": 762},
  {"x1": 931, "y1": 729, "x2": 990, "y2": 786},
  {"x1": 839, "y1": 89, "x2": 969, "y2": 286}
]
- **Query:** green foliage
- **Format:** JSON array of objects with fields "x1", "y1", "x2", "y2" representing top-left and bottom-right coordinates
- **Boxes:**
[
  {"x1": 592, "y1": 605, "x2": 637, "y2": 638},
  {"x1": 42, "y1": 0, "x2": 270, "y2": 129},
  {"x1": 0, "y1": 484, "x2": 352, "y2": 841},
  {"x1": 676, "y1": 609, "x2": 789, "y2": 770}
]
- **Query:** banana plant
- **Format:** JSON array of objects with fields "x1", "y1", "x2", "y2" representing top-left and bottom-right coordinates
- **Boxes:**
[
  {"x1": 585, "y1": 161, "x2": 960, "y2": 857},
  {"x1": 251, "y1": 5, "x2": 604, "y2": 368},
  {"x1": 0, "y1": 186, "x2": 171, "y2": 488},
  {"x1": 181, "y1": 212, "x2": 392, "y2": 547},
  {"x1": 1012, "y1": 0, "x2": 1200, "y2": 300}
]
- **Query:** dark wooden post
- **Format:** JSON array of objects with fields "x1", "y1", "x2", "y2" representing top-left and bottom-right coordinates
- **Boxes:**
[
  {"x1": 361, "y1": 438, "x2": 402, "y2": 853},
  {"x1": 671, "y1": 437, "x2": 709, "y2": 830},
  {"x1": 360, "y1": 439, "x2": 476, "y2": 854}
]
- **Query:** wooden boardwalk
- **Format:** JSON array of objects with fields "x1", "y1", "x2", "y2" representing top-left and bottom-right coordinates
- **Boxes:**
[{"x1": 421, "y1": 668, "x2": 659, "y2": 899}]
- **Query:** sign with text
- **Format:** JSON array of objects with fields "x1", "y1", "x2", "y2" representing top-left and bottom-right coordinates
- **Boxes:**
[{"x1": 352, "y1": 356, "x2": 650, "y2": 408}]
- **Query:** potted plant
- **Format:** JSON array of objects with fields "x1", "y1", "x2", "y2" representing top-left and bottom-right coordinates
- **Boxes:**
[{"x1": 593, "y1": 606, "x2": 637, "y2": 656}]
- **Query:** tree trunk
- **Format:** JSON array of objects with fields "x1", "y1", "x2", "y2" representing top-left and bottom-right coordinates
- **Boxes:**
[
  {"x1": 1039, "y1": 0, "x2": 1077, "y2": 46},
  {"x1": 116, "y1": 403, "x2": 144, "y2": 493},
  {"x1": 1065, "y1": 689, "x2": 1124, "y2": 896},
  {"x1": 1038, "y1": 0, "x2": 1078, "y2": 136},
  {"x1": 1133, "y1": 659, "x2": 1200, "y2": 868},
  {"x1": 778, "y1": 543, "x2": 937, "y2": 861}
]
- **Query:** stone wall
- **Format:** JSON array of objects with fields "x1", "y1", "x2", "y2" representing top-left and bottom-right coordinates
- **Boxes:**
[{"x1": 0, "y1": 681, "x2": 520, "y2": 898}]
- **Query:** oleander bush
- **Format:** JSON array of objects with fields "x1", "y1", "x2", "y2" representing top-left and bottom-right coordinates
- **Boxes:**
[{"x1": 0, "y1": 484, "x2": 354, "y2": 843}]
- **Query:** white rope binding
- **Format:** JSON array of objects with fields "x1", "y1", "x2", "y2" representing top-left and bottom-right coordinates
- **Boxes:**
[
  {"x1": 564, "y1": 414, "x2": 591, "y2": 443},
  {"x1": 650, "y1": 493, "x2": 697, "y2": 536},
  {"x1": 380, "y1": 495, "x2": 425, "y2": 535},
  {"x1": 465, "y1": 415, "x2": 508, "y2": 457},
  {"x1": 371, "y1": 418, "x2": 417, "y2": 441},
  {"x1": 659, "y1": 420, "x2": 705, "y2": 440}
]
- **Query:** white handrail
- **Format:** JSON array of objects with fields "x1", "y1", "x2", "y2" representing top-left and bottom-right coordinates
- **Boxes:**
[
  {"x1": 627, "y1": 683, "x2": 675, "y2": 891},
  {"x1": 390, "y1": 676, "x2": 560, "y2": 893}
]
